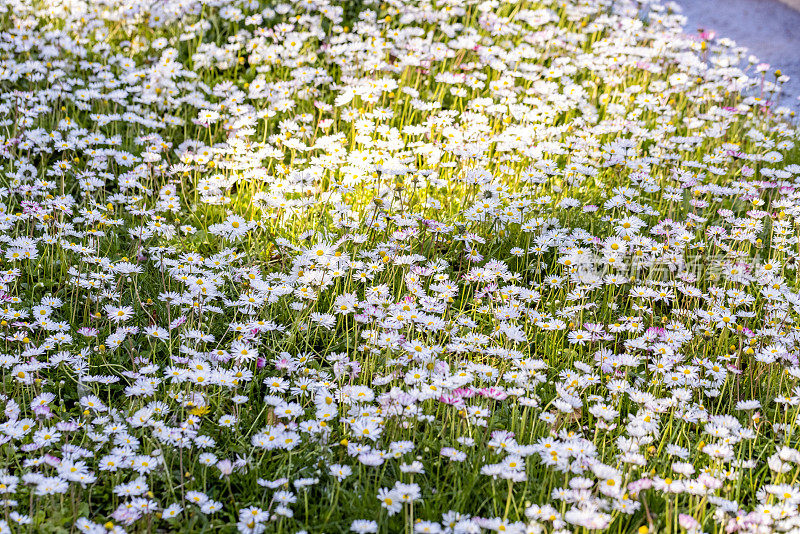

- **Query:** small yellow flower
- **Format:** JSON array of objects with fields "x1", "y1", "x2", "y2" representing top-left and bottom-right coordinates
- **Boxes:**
[{"x1": 190, "y1": 406, "x2": 210, "y2": 417}]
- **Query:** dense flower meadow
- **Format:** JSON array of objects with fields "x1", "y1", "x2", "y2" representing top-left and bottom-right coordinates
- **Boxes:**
[{"x1": 0, "y1": 0, "x2": 799, "y2": 531}]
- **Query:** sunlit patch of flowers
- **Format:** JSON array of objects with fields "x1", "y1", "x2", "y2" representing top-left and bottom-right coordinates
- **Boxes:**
[{"x1": 0, "y1": 0, "x2": 798, "y2": 531}]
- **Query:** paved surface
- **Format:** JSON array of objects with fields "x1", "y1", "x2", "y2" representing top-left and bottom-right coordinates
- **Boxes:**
[{"x1": 676, "y1": 0, "x2": 800, "y2": 107}]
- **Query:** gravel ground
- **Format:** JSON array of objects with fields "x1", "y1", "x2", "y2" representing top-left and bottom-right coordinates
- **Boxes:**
[{"x1": 676, "y1": 0, "x2": 800, "y2": 108}]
